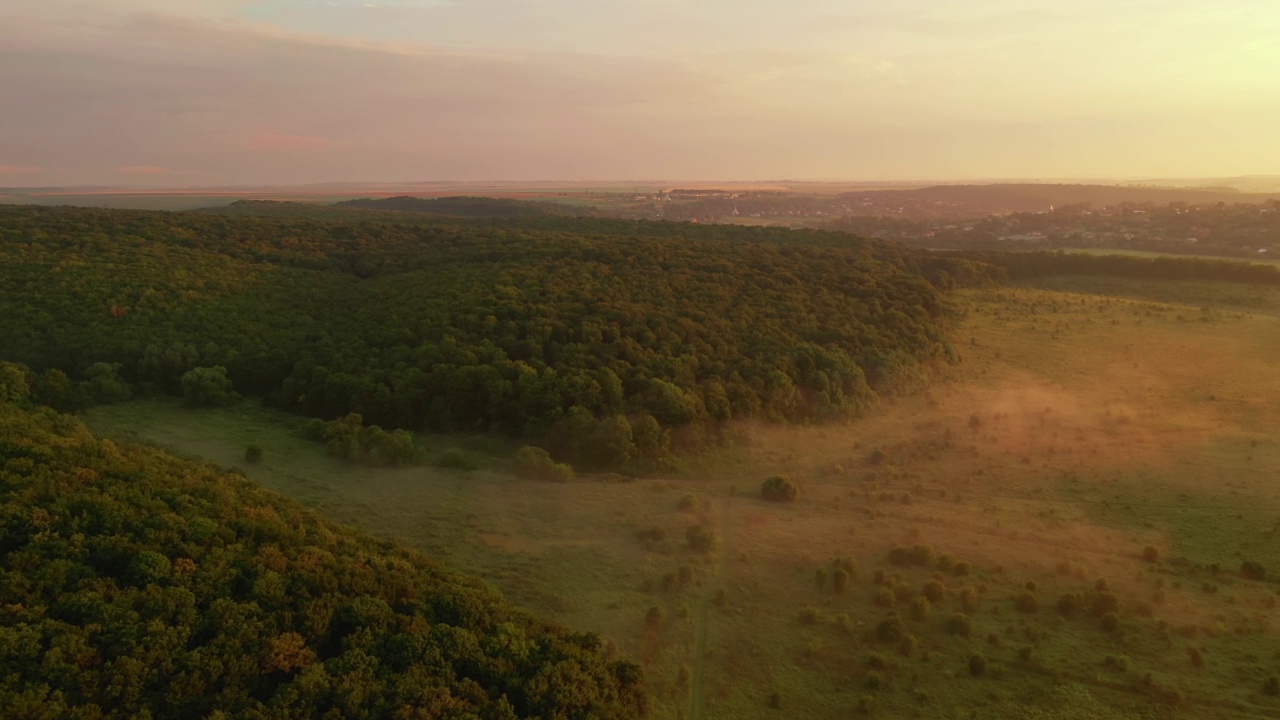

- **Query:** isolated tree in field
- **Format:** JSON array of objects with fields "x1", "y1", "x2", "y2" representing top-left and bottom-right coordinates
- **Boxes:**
[
  {"x1": 1240, "y1": 560, "x2": 1266, "y2": 581},
  {"x1": 181, "y1": 366, "x2": 235, "y2": 407},
  {"x1": 244, "y1": 445, "x2": 263, "y2": 464},
  {"x1": 761, "y1": 476, "x2": 798, "y2": 502},
  {"x1": 687, "y1": 525, "x2": 717, "y2": 554}
]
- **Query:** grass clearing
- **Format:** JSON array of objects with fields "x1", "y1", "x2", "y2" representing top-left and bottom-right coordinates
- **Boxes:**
[{"x1": 86, "y1": 280, "x2": 1280, "y2": 719}]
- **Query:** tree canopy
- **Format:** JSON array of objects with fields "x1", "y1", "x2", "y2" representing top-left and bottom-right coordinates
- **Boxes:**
[
  {"x1": 0, "y1": 205, "x2": 993, "y2": 465},
  {"x1": 0, "y1": 374, "x2": 646, "y2": 719}
]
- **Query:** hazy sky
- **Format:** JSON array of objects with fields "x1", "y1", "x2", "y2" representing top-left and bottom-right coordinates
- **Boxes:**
[{"x1": 2, "y1": 0, "x2": 1278, "y2": 185}]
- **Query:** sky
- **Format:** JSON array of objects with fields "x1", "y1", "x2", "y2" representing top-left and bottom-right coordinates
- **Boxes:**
[{"x1": 2, "y1": 0, "x2": 1278, "y2": 186}]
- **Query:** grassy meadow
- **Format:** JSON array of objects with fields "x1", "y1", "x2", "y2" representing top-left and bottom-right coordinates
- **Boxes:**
[{"x1": 85, "y1": 279, "x2": 1280, "y2": 719}]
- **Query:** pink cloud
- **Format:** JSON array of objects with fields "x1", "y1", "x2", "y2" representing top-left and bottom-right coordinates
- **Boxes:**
[
  {"x1": 0, "y1": 165, "x2": 43, "y2": 175},
  {"x1": 117, "y1": 165, "x2": 172, "y2": 175},
  {"x1": 250, "y1": 132, "x2": 332, "y2": 152}
]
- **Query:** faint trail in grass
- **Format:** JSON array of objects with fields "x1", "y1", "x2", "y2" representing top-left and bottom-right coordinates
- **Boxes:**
[{"x1": 688, "y1": 493, "x2": 735, "y2": 720}]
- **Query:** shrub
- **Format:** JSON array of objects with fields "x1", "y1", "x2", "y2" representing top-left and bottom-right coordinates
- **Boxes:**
[
  {"x1": 864, "y1": 671, "x2": 884, "y2": 690},
  {"x1": 832, "y1": 568, "x2": 851, "y2": 594},
  {"x1": 677, "y1": 493, "x2": 698, "y2": 511},
  {"x1": 815, "y1": 567, "x2": 829, "y2": 591},
  {"x1": 1188, "y1": 647, "x2": 1204, "y2": 669},
  {"x1": 968, "y1": 653, "x2": 987, "y2": 677},
  {"x1": 1142, "y1": 546, "x2": 1160, "y2": 563},
  {"x1": 952, "y1": 561, "x2": 971, "y2": 577},
  {"x1": 514, "y1": 446, "x2": 574, "y2": 482},
  {"x1": 1100, "y1": 612, "x2": 1120, "y2": 635},
  {"x1": 945, "y1": 613, "x2": 972, "y2": 637},
  {"x1": 1104, "y1": 654, "x2": 1131, "y2": 672},
  {"x1": 909, "y1": 596, "x2": 931, "y2": 620},
  {"x1": 1241, "y1": 560, "x2": 1267, "y2": 581},
  {"x1": 799, "y1": 607, "x2": 821, "y2": 625},
  {"x1": 761, "y1": 476, "x2": 799, "y2": 502},
  {"x1": 1015, "y1": 591, "x2": 1038, "y2": 614},
  {"x1": 1263, "y1": 676, "x2": 1280, "y2": 697},
  {"x1": 899, "y1": 634, "x2": 919, "y2": 657},
  {"x1": 958, "y1": 587, "x2": 978, "y2": 612},
  {"x1": 1057, "y1": 593, "x2": 1081, "y2": 617},
  {"x1": 645, "y1": 606, "x2": 663, "y2": 628},
  {"x1": 866, "y1": 652, "x2": 890, "y2": 670},
  {"x1": 435, "y1": 447, "x2": 477, "y2": 471},
  {"x1": 872, "y1": 587, "x2": 895, "y2": 608},
  {"x1": 922, "y1": 579, "x2": 946, "y2": 602},
  {"x1": 244, "y1": 445, "x2": 263, "y2": 464},
  {"x1": 936, "y1": 554, "x2": 955, "y2": 572},
  {"x1": 887, "y1": 544, "x2": 934, "y2": 567},
  {"x1": 686, "y1": 525, "x2": 718, "y2": 554},
  {"x1": 876, "y1": 614, "x2": 904, "y2": 643}
]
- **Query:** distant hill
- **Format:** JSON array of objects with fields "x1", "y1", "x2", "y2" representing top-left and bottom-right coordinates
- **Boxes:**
[
  {"x1": 336, "y1": 195, "x2": 599, "y2": 218},
  {"x1": 837, "y1": 183, "x2": 1280, "y2": 216}
]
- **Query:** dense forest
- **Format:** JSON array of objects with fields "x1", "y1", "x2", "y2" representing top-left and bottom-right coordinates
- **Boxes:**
[
  {"x1": 335, "y1": 197, "x2": 599, "y2": 219},
  {"x1": 0, "y1": 370, "x2": 646, "y2": 719},
  {"x1": 0, "y1": 205, "x2": 992, "y2": 467}
]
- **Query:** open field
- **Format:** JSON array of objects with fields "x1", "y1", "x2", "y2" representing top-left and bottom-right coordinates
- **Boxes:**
[{"x1": 86, "y1": 280, "x2": 1280, "y2": 719}]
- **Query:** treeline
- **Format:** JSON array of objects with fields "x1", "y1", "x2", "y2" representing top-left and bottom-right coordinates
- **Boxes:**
[
  {"x1": 963, "y1": 250, "x2": 1280, "y2": 285},
  {"x1": 336, "y1": 195, "x2": 600, "y2": 218},
  {"x1": 0, "y1": 205, "x2": 994, "y2": 464},
  {"x1": 0, "y1": 370, "x2": 647, "y2": 719}
]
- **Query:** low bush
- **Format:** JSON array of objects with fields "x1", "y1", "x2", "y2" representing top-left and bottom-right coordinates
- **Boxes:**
[{"x1": 761, "y1": 476, "x2": 799, "y2": 502}]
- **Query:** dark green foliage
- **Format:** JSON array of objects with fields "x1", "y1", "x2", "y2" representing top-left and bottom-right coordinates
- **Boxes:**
[
  {"x1": 336, "y1": 195, "x2": 595, "y2": 218},
  {"x1": 760, "y1": 475, "x2": 799, "y2": 502},
  {"x1": 945, "y1": 613, "x2": 972, "y2": 637},
  {"x1": 0, "y1": 399, "x2": 646, "y2": 719},
  {"x1": 832, "y1": 568, "x2": 851, "y2": 594},
  {"x1": 864, "y1": 671, "x2": 884, "y2": 690},
  {"x1": 513, "y1": 445, "x2": 575, "y2": 482},
  {"x1": 180, "y1": 365, "x2": 235, "y2": 407},
  {"x1": 875, "y1": 613, "x2": 905, "y2": 643},
  {"x1": 244, "y1": 445, "x2": 264, "y2": 464},
  {"x1": 908, "y1": 596, "x2": 931, "y2": 620},
  {"x1": 0, "y1": 206, "x2": 977, "y2": 458},
  {"x1": 958, "y1": 587, "x2": 978, "y2": 612},
  {"x1": 1240, "y1": 560, "x2": 1267, "y2": 581},
  {"x1": 968, "y1": 653, "x2": 988, "y2": 677},
  {"x1": 308, "y1": 412, "x2": 421, "y2": 467},
  {"x1": 686, "y1": 525, "x2": 718, "y2": 554},
  {"x1": 922, "y1": 579, "x2": 946, "y2": 602},
  {"x1": 1015, "y1": 591, "x2": 1039, "y2": 614},
  {"x1": 952, "y1": 561, "x2": 971, "y2": 577}
]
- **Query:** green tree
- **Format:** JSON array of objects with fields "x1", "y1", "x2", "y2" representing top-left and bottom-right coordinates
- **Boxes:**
[{"x1": 181, "y1": 365, "x2": 235, "y2": 407}]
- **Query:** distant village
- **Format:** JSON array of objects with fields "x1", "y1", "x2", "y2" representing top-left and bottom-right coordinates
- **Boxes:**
[{"x1": 603, "y1": 189, "x2": 1280, "y2": 260}]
